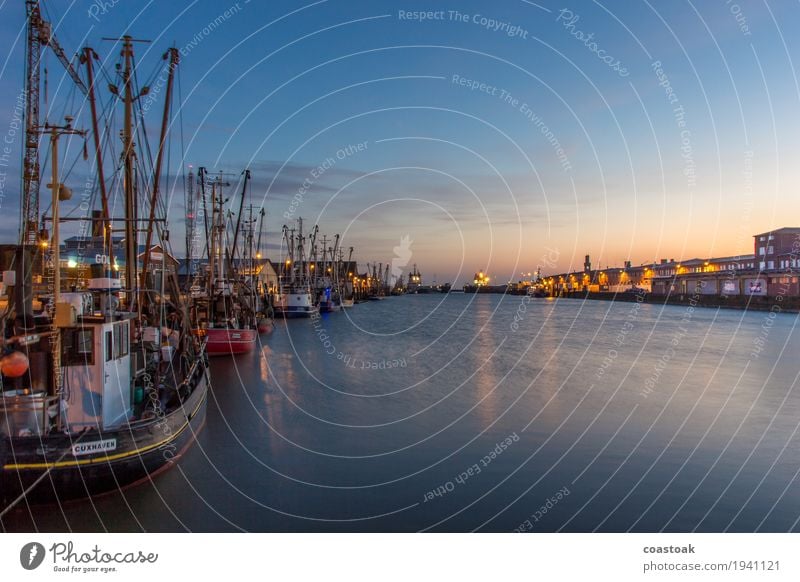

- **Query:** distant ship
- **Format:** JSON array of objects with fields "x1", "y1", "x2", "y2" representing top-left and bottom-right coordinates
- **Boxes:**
[
  {"x1": 404, "y1": 265, "x2": 451, "y2": 294},
  {"x1": 463, "y1": 271, "x2": 506, "y2": 293}
]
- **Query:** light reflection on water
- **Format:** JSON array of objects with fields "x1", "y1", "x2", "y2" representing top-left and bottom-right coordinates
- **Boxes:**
[{"x1": 3, "y1": 294, "x2": 800, "y2": 532}]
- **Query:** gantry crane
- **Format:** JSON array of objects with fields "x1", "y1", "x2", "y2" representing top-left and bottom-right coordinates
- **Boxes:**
[{"x1": 22, "y1": 0, "x2": 88, "y2": 245}]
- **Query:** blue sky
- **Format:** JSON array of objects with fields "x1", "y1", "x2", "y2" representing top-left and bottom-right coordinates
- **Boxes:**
[{"x1": 1, "y1": 1, "x2": 799, "y2": 284}]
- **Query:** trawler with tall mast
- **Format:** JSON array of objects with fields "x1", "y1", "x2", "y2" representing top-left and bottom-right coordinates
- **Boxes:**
[
  {"x1": 313, "y1": 232, "x2": 343, "y2": 313},
  {"x1": 190, "y1": 169, "x2": 259, "y2": 355},
  {"x1": 0, "y1": 30, "x2": 208, "y2": 506},
  {"x1": 274, "y1": 218, "x2": 316, "y2": 318}
]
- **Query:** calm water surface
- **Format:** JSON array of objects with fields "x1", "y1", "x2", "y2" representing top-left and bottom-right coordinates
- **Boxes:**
[{"x1": 4, "y1": 294, "x2": 800, "y2": 532}]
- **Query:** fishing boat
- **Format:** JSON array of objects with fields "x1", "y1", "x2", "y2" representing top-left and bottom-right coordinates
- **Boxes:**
[
  {"x1": 339, "y1": 246, "x2": 357, "y2": 307},
  {"x1": 363, "y1": 262, "x2": 390, "y2": 299},
  {"x1": 0, "y1": 31, "x2": 208, "y2": 506},
  {"x1": 190, "y1": 170, "x2": 259, "y2": 355},
  {"x1": 275, "y1": 219, "x2": 317, "y2": 318},
  {"x1": 313, "y1": 232, "x2": 343, "y2": 313}
]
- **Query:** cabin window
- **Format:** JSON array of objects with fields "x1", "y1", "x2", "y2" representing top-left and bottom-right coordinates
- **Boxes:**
[
  {"x1": 105, "y1": 331, "x2": 113, "y2": 363},
  {"x1": 113, "y1": 322, "x2": 129, "y2": 358},
  {"x1": 62, "y1": 328, "x2": 94, "y2": 366}
]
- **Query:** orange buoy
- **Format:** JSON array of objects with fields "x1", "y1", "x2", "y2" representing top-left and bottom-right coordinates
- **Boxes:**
[{"x1": 0, "y1": 351, "x2": 29, "y2": 378}]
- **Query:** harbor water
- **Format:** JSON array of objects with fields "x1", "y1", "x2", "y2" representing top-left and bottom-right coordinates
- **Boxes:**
[{"x1": 3, "y1": 294, "x2": 800, "y2": 532}]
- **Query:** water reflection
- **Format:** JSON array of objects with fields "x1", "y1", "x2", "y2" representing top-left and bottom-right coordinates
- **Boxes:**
[{"x1": 3, "y1": 294, "x2": 800, "y2": 532}]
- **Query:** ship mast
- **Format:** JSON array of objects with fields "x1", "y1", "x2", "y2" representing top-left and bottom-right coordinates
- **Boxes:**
[
  {"x1": 207, "y1": 173, "x2": 230, "y2": 295},
  {"x1": 141, "y1": 47, "x2": 179, "y2": 296},
  {"x1": 100, "y1": 35, "x2": 153, "y2": 310}
]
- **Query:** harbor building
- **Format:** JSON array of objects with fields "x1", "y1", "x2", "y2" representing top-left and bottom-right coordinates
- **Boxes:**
[{"x1": 541, "y1": 228, "x2": 800, "y2": 299}]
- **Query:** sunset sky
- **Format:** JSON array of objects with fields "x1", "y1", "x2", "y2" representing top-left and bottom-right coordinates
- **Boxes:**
[{"x1": 1, "y1": 1, "x2": 799, "y2": 284}]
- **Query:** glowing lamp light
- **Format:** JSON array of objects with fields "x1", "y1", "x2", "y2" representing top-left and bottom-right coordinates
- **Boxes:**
[
  {"x1": 1, "y1": 351, "x2": 30, "y2": 378},
  {"x1": 67, "y1": 259, "x2": 77, "y2": 268}
]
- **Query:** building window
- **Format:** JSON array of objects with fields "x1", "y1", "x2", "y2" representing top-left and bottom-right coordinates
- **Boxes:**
[
  {"x1": 767, "y1": 246, "x2": 774, "y2": 254},
  {"x1": 759, "y1": 236, "x2": 766, "y2": 242},
  {"x1": 767, "y1": 261, "x2": 775, "y2": 269},
  {"x1": 758, "y1": 247, "x2": 766, "y2": 256}
]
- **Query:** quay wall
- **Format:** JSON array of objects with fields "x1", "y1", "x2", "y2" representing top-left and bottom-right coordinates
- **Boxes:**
[{"x1": 556, "y1": 290, "x2": 800, "y2": 313}]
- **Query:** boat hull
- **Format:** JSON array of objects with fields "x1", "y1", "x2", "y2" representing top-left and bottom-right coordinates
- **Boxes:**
[
  {"x1": 203, "y1": 328, "x2": 258, "y2": 355},
  {"x1": 0, "y1": 368, "x2": 208, "y2": 506},
  {"x1": 274, "y1": 291, "x2": 317, "y2": 318},
  {"x1": 276, "y1": 306, "x2": 319, "y2": 318}
]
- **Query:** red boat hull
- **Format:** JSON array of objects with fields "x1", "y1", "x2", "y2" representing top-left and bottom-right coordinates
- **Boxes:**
[{"x1": 200, "y1": 328, "x2": 258, "y2": 356}]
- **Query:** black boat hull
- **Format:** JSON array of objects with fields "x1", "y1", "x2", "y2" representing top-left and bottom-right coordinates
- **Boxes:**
[{"x1": 0, "y1": 371, "x2": 208, "y2": 507}]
